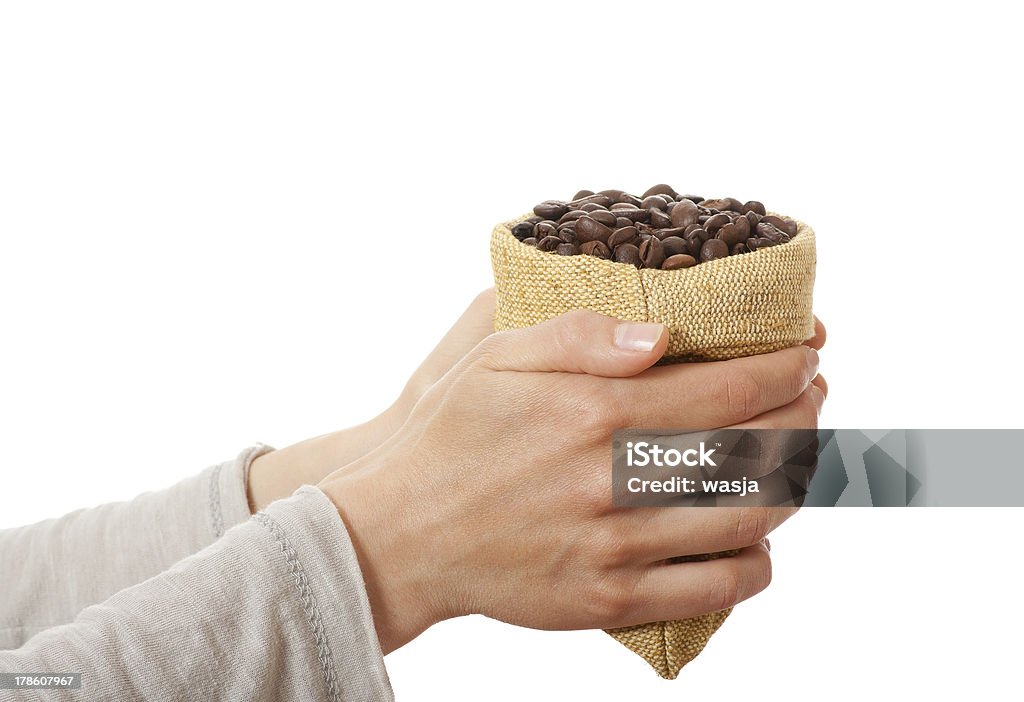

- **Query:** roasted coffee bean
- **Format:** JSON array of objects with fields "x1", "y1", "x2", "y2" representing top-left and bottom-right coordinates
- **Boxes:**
[
  {"x1": 534, "y1": 200, "x2": 570, "y2": 220},
  {"x1": 590, "y1": 210, "x2": 618, "y2": 227},
  {"x1": 511, "y1": 221, "x2": 535, "y2": 240},
  {"x1": 641, "y1": 195, "x2": 669, "y2": 210},
  {"x1": 670, "y1": 199, "x2": 699, "y2": 228},
  {"x1": 536, "y1": 235, "x2": 562, "y2": 252},
  {"x1": 662, "y1": 254, "x2": 697, "y2": 270},
  {"x1": 703, "y1": 213, "x2": 731, "y2": 234},
  {"x1": 639, "y1": 237, "x2": 666, "y2": 269},
  {"x1": 756, "y1": 222, "x2": 789, "y2": 243},
  {"x1": 608, "y1": 226, "x2": 639, "y2": 248},
  {"x1": 522, "y1": 186, "x2": 795, "y2": 267},
  {"x1": 717, "y1": 222, "x2": 746, "y2": 247},
  {"x1": 642, "y1": 183, "x2": 678, "y2": 199},
  {"x1": 613, "y1": 243, "x2": 642, "y2": 267},
  {"x1": 742, "y1": 200, "x2": 766, "y2": 216},
  {"x1": 661, "y1": 236, "x2": 689, "y2": 257},
  {"x1": 580, "y1": 240, "x2": 611, "y2": 259},
  {"x1": 654, "y1": 226, "x2": 687, "y2": 240},
  {"x1": 733, "y1": 215, "x2": 751, "y2": 238},
  {"x1": 700, "y1": 238, "x2": 730, "y2": 261},
  {"x1": 535, "y1": 221, "x2": 558, "y2": 237},
  {"x1": 576, "y1": 215, "x2": 613, "y2": 244},
  {"x1": 569, "y1": 193, "x2": 614, "y2": 208},
  {"x1": 649, "y1": 208, "x2": 673, "y2": 228}
]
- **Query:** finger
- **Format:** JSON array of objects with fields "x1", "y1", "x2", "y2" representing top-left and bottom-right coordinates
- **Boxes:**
[
  {"x1": 619, "y1": 506, "x2": 797, "y2": 563},
  {"x1": 811, "y1": 372, "x2": 828, "y2": 400},
  {"x1": 474, "y1": 310, "x2": 668, "y2": 377},
  {"x1": 611, "y1": 345, "x2": 819, "y2": 428},
  {"x1": 732, "y1": 384, "x2": 822, "y2": 429},
  {"x1": 615, "y1": 543, "x2": 772, "y2": 626},
  {"x1": 415, "y1": 288, "x2": 497, "y2": 377},
  {"x1": 805, "y1": 316, "x2": 827, "y2": 350}
]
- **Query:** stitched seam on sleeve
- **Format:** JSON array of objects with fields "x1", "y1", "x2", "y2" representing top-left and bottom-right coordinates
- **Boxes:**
[
  {"x1": 253, "y1": 512, "x2": 341, "y2": 702},
  {"x1": 209, "y1": 463, "x2": 224, "y2": 539}
]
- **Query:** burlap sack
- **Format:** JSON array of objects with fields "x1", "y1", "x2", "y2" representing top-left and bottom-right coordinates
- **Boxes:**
[{"x1": 490, "y1": 212, "x2": 816, "y2": 678}]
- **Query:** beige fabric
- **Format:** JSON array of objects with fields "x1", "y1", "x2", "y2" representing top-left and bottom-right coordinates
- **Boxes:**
[
  {"x1": 491, "y1": 212, "x2": 816, "y2": 361},
  {"x1": 490, "y1": 212, "x2": 817, "y2": 679}
]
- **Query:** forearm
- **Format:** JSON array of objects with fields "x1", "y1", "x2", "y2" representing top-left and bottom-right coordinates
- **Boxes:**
[
  {"x1": 0, "y1": 487, "x2": 393, "y2": 702},
  {"x1": 0, "y1": 445, "x2": 272, "y2": 648}
]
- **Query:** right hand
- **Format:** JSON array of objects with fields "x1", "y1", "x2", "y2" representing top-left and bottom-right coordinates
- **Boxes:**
[{"x1": 320, "y1": 311, "x2": 825, "y2": 654}]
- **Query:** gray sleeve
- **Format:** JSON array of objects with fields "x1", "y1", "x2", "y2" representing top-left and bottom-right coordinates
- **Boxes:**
[
  {"x1": 0, "y1": 486, "x2": 394, "y2": 702},
  {"x1": 0, "y1": 444, "x2": 275, "y2": 649}
]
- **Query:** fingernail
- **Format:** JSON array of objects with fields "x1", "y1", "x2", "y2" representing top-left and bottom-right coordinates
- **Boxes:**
[
  {"x1": 805, "y1": 347, "x2": 819, "y2": 381},
  {"x1": 614, "y1": 323, "x2": 665, "y2": 352},
  {"x1": 808, "y1": 383, "x2": 825, "y2": 414}
]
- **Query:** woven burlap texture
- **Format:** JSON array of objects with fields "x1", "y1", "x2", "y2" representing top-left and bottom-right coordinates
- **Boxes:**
[{"x1": 490, "y1": 212, "x2": 817, "y2": 679}]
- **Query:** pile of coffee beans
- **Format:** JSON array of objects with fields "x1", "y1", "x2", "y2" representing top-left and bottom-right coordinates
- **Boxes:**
[{"x1": 511, "y1": 185, "x2": 798, "y2": 269}]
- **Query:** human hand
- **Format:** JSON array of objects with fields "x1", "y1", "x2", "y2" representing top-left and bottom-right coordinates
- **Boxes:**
[
  {"x1": 246, "y1": 289, "x2": 497, "y2": 512},
  {"x1": 320, "y1": 310, "x2": 826, "y2": 654}
]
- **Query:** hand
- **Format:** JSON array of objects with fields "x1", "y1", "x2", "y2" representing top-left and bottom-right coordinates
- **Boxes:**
[
  {"x1": 246, "y1": 289, "x2": 497, "y2": 512},
  {"x1": 320, "y1": 310, "x2": 827, "y2": 654}
]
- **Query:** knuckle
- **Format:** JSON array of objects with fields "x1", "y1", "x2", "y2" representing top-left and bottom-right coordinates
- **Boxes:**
[
  {"x1": 706, "y1": 568, "x2": 742, "y2": 612},
  {"x1": 582, "y1": 573, "x2": 634, "y2": 624},
  {"x1": 588, "y1": 522, "x2": 633, "y2": 567},
  {"x1": 467, "y1": 332, "x2": 506, "y2": 368},
  {"x1": 715, "y1": 367, "x2": 761, "y2": 423},
  {"x1": 574, "y1": 387, "x2": 624, "y2": 431},
  {"x1": 734, "y1": 508, "x2": 773, "y2": 548}
]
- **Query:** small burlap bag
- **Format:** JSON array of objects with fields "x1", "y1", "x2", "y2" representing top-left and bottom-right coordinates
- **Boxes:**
[{"x1": 490, "y1": 212, "x2": 816, "y2": 678}]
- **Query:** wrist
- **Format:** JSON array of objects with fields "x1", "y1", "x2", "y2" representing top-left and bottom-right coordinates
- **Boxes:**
[{"x1": 320, "y1": 459, "x2": 457, "y2": 654}]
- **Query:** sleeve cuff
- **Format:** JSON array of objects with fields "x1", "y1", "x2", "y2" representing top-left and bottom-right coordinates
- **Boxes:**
[
  {"x1": 208, "y1": 443, "x2": 276, "y2": 539},
  {"x1": 255, "y1": 485, "x2": 395, "y2": 701}
]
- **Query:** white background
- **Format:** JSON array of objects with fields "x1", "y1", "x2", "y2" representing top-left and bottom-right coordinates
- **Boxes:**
[{"x1": 2, "y1": 1, "x2": 1022, "y2": 699}]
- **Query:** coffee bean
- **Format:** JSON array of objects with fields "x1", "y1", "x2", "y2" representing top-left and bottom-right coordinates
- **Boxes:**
[
  {"x1": 590, "y1": 210, "x2": 618, "y2": 227},
  {"x1": 576, "y1": 215, "x2": 613, "y2": 244},
  {"x1": 662, "y1": 254, "x2": 697, "y2": 270},
  {"x1": 608, "y1": 226, "x2": 639, "y2": 248},
  {"x1": 641, "y1": 195, "x2": 669, "y2": 210},
  {"x1": 521, "y1": 187, "x2": 795, "y2": 266},
  {"x1": 649, "y1": 209, "x2": 673, "y2": 228},
  {"x1": 512, "y1": 221, "x2": 535, "y2": 240},
  {"x1": 670, "y1": 199, "x2": 699, "y2": 228},
  {"x1": 613, "y1": 243, "x2": 642, "y2": 267},
  {"x1": 534, "y1": 200, "x2": 570, "y2": 220},
  {"x1": 536, "y1": 235, "x2": 562, "y2": 252},
  {"x1": 654, "y1": 226, "x2": 687, "y2": 240},
  {"x1": 639, "y1": 237, "x2": 666, "y2": 269},
  {"x1": 733, "y1": 215, "x2": 751, "y2": 239},
  {"x1": 700, "y1": 238, "x2": 729, "y2": 261},
  {"x1": 642, "y1": 183, "x2": 678, "y2": 199},
  {"x1": 580, "y1": 240, "x2": 611, "y2": 259},
  {"x1": 742, "y1": 201, "x2": 766, "y2": 216},
  {"x1": 661, "y1": 236, "x2": 689, "y2": 257},
  {"x1": 703, "y1": 213, "x2": 731, "y2": 234}
]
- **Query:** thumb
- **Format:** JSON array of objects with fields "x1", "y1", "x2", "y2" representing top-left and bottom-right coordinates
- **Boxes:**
[{"x1": 475, "y1": 310, "x2": 668, "y2": 377}]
